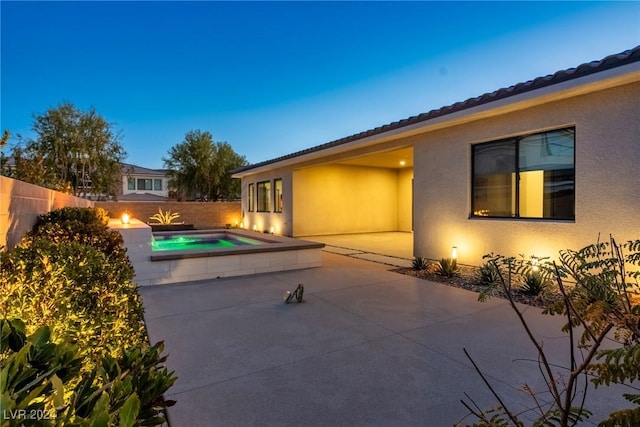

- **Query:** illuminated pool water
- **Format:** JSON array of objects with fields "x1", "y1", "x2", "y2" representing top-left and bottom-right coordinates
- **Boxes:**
[{"x1": 152, "y1": 232, "x2": 263, "y2": 252}]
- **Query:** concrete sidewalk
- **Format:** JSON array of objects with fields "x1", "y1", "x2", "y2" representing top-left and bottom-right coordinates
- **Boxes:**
[{"x1": 140, "y1": 252, "x2": 626, "y2": 426}]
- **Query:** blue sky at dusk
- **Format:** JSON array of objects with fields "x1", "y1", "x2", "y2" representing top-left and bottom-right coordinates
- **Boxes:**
[{"x1": 2, "y1": 1, "x2": 639, "y2": 169}]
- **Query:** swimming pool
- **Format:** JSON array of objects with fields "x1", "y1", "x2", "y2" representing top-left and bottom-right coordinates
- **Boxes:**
[
  {"x1": 152, "y1": 232, "x2": 264, "y2": 252},
  {"x1": 109, "y1": 220, "x2": 324, "y2": 285}
]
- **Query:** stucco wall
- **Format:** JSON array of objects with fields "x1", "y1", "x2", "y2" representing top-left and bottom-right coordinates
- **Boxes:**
[
  {"x1": 0, "y1": 176, "x2": 93, "y2": 249},
  {"x1": 397, "y1": 167, "x2": 413, "y2": 232},
  {"x1": 240, "y1": 168, "x2": 293, "y2": 235},
  {"x1": 413, "y1": 81, "x2": 640, "y2": 265},
  {"x1": 292, "y1": 164, "x2": 402, "y2": 236},
  {"x1": 94, "y1": 201, "x2": 241, "y2": 230}
]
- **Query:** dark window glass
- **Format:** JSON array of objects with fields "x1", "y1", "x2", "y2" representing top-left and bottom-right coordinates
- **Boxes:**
[
  {"x1": 257, "y1": 181, "x2": 271, "y2": 212},
  {"x1": 472, "y1": 128, "x2": 574, "y2": 220},
  {"x1": 248, "y1": 184, "x2": 255, "y2": 212},
  {"x1": 274, "y1": 179, "x2": 283, "y2": 213}
]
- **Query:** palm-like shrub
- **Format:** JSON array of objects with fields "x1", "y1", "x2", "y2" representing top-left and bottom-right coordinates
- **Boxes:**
[
  {"x1": 149, "y1": 208, "x2": 181, "y2": 225},
  {"x1": 412, "y1": 256, "x2": 428, "y2": 270},
  {"x1": 437, "y1": 257, "x2": 458, "y2": 277}
]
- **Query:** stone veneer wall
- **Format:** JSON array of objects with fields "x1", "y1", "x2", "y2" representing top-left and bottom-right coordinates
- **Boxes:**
[
  {"x1": 95, "y1": 201, "x2": 241, "y2": 230},
  {"x1": 0, "y1": 176, "x2": 93, "y2": 249}
]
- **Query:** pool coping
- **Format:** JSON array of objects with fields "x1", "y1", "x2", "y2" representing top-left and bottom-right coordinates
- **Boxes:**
[{"x1": 150, "y1": 229, "x2": 325, "y2": 261}]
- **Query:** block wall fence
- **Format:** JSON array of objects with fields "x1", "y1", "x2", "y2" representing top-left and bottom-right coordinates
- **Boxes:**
[
  {"x1": 0, "y1": 176, "x2": 93, "y2": 249},
  {"x1": 94, "y1": 201, "x2": 242, "y2": 230}
]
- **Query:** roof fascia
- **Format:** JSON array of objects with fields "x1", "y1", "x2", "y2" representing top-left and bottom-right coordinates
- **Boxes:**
[{"x1": 233, "y1": 63, "x2": 639, "y2": 178}]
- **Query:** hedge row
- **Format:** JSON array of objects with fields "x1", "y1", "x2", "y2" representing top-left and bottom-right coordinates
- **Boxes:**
[{"x1": 1, "y1": 207, "x2": 176, "y2": 426}]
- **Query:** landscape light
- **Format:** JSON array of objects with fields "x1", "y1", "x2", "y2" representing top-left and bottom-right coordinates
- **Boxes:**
[
  {"x1": 121, "y1": 212, "x2": 130, "y2": 225},
  {"x1": 451, "y1": 246, "x2": 458, "y2": 260},
  {"x1": 532, "y1": 257, "x2": 540, "y2": 272}
]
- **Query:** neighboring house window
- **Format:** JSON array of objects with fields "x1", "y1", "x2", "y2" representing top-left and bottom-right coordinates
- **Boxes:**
[
  {"x1": 471, "y1": 127, "x2": 574, "y2": 220},
  {"x1": 154, "y1": 179, "x2": 162, "y2": 191},
  {"x1": 137, "y1": 179, "x2": 153, "y2": 191},
  {"x1": 257, "y1": 181, "x2": 271, "y2": 212},
  {"x1": 274, "y1": 178, "x2": 283, "y2": 213},
  {"x1": 248, "y1": 183, "x2": 255, "y2": 212},
  {"x1": 127, "y1": 178, "x2": 135, "y2": 190}
]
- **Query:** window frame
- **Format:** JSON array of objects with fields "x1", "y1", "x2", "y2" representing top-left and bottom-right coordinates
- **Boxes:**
[
  {"x1": 257, "y1": 180, "x2": 271, "y2": 212},
  {"x1": 137, "y1": 178, "x2": 153, "y2": 191},
  {"x1": 248, "y1": 183, "x2": 255, "y2": 212},
  {"x1": 471, "y1": 127, "x2": 575, "y2": 221},
  {"x1": 274, "y1": 178, "x2": 283, "y2": 213}
]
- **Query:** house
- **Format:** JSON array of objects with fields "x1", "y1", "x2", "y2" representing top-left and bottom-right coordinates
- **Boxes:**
[
  {"x1": 119, "y1": 163, "x2": 171, "y2": 201},
  {"x1": 232, "y1": 47, "x2": 640, "y2": 265}
]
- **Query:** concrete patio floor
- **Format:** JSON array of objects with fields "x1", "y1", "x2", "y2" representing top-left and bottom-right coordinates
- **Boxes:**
[{"x1": 140, "y1": 252, "x2": 628, "y2": 426}]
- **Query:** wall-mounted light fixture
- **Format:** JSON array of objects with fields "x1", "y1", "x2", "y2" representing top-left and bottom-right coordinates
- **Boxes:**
[
  {"x1": 451, "y1": 246, "x2": 458, "y2": 260},
  {"x1": 121, "y1": 212, "x2": 131, "y2": 225},
  {"x1": 399, "y1": 160, "x2": 406, "y2": 166}
]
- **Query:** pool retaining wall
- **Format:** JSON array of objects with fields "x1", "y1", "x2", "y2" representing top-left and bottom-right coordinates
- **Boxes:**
[{"x1": 109, "y1": 218, "x2": 323, "y2": 286}]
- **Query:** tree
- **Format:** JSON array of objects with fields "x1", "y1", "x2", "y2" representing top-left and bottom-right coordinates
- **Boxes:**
[
  {"x1": 163, "y1": 130, "x2": 248, "y2": 201},
  {"x1": 8, "y1": 102, "x2": 126, "y2": 198}
]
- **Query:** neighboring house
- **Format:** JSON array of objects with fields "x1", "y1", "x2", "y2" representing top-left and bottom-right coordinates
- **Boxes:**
[
  {"x1": 232, "y1": 46, "x2": 640, "y2": 265},
  {"x1": 119, "y1": 163, "x2": 171, "y2": 201}
]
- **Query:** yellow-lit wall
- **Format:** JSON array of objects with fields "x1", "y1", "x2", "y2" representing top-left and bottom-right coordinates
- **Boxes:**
[
  {"x1": 413, "y1": 81, "x2": 640, "y2": 265},
  {"x1": 240, "y1": 168, "x2": 293, "y2": 236},
  {"x1": 397, "y1": 168, "x2": 413, "y2": 231},
  {"x1": 292, "y1": 164, "x2": 408, "y2": 236}
]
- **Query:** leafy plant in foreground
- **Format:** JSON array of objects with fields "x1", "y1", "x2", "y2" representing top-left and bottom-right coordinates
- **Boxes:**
[{"x1": 460, "y1": 236, "x2": 640, "y2": 427}]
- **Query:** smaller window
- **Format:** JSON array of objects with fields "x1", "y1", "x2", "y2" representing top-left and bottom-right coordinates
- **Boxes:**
[
  {"x1": 127, "y1": 178, "x2": 135, "y2": 190},
  {"x1": 248, "y1": 184, "x2": 255, "y2": 212},
  {"x1": 274, "y1": 179, "x2": 283, "y2": 213},
  {"x1": 153, "y1": 179, "x2": 162, "y2": 191},
  {"x1": 257, "y1": 181, "x2": 271, "y2": 212},
  {"x1": 137, "y1": 179, "x2": 152, "y2": 191}
]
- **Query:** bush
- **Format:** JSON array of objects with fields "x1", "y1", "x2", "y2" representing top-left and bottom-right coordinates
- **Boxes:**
[
  {"x1": 1, "y1": 318, "x2": 176, "y2": 426},
  {"x1": 0, "y1": 239, "x2": 144, "y2": 362},
  {"x1": 412, "y1": 256, "x2": 428, "y2": 270},
  {"x1": 476, "y1": 262, "x2": 500, "y2": 287},
  {"x1": 23, "y1": 206, "x2": 130, "y2": 266},
  {"x1": 437, "y1": 257, "x2": 458, "y2": 277},
  {"x1": 462, "y1": 237, "x2": 640, "y2": 426},
  {"x1": 0, "y1": 207, "x2": 176, "y2": 424},
  {"x1": 520, "y1": 271, "x2": 548, "y2": 296}
]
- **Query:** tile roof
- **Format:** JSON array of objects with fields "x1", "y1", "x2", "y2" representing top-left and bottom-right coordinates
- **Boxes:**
[
  {"x1": 121, "y1": 162, "x2": 167, "y2": 176},
  {"x1": 233, "y1": 45, "x2": 640, "y2": 174}
]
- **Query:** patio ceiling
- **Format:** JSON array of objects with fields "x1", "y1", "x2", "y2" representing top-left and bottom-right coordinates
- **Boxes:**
[{"x1": 335, "y1": 146, "x2": 413, "y2": 169}]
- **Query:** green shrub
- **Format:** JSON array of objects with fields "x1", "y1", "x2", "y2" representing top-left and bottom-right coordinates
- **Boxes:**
[
  {"x1": 1, "y1": 318, "x2": 176, "y2": 426},
  {"x1": 520, "y1": 271, "x2": 548, "y2": 296},
  {"x1": 412, "y1": 256, "x2": 428, "y2": 270},
  {"x1": 477, "y1": 262, "x2": 500, "y2": 287},
  {"x1": 0, "y1": 239, "x2": 144, "y2": 362},
  {"x1": 23, "y1": 207, "x2": 129, "y2": 266},
  {"x1": 437, "y1": 257, "x2": 458, "y2": 277}
]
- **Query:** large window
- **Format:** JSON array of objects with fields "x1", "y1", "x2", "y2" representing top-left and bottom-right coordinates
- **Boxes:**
[
  {"x1": 274, "y1": 179, "x2": 283, "y2": 213},
  {"x1": 153, "y1": 179, "x2": 163, "y2": 191},
  {"x1": 127, "y1": 178, "x2": 135, "y2": 190},
  {"x1": 472, "y1": 128, "x2": 574, "y2": 220},
  {"x1": 137, "y1": 179, "x2": 153, "y2": 191},
  {"x1": 257, "y1": 181, "x2": 271, "y2": 212},
  {"x1": 248, "y1": 184, "x2": 255, "y2": 212}
]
